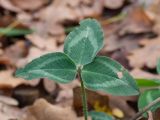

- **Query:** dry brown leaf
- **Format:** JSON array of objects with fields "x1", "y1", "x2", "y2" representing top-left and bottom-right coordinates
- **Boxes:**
[
  {"x1": 16, "y1": 0, "x2": 103, "y2": 37},
  {"x1": 0, "y1": 0, "x2": 49, "y2": 11},
  {"x1": 43, "y1": 79, "x2": 56, "y2": 94},
  {"x1": 27, "y1": 34, "x2": 57, "y2": 51},
  {"x1": 23, "y1": 99, "x2": 80, "y2": 120},
  {"x1": 0, "y1": 0, "x2": 21, "y2": 12},
  {"x1": 104, "y1": 0, "x2": 125, "y2": 9},
  {"x1": 147, "y1": 0, "x2": 160, "y2": 35},
  {"x1": 59, "y1": 80, "x2": 80, "y2": 90},
  {"x1": 103, "y1": 35, "x2": 142, "y2": 52},
  {"x1": 0, "y1": 70, "x2": 26, "y2": 89},
  {"x1": 0, "y1": 95, "x2": 18, "y2": 106},
  {"x1": 3, "y1": 40, "x2": 28, "y2": 66},
  {"x1": 73, "y1": 87, "x2": 135, "y2": 118},
  {"x1": 119, "y1": 6, "x2": 153, "y2": 36},
  {"x1": 56, "y1": 80, "x2": 80, "y2": 107},
  {"x1": 128, "y1": 38, "x2": 160, "y2": 68},
  {"x1": 0, "y1": 102, "x2": 23, "y2": 120}
]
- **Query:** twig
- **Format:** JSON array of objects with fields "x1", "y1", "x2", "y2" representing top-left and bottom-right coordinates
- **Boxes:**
[
  {"x1": 148, "y1": 111, "x2": 153, "y2": 120},
  {"x1": 101, "y1": 12, "x2": 127, "y2": 25},
  {"x1": 130, "y1": 97, "x2": 160, "y2": 120}
]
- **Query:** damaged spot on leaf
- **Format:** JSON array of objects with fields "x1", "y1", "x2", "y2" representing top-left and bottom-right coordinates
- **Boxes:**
[{"x1": 117, "y1": 71, "x2": 123, "y2": 79}]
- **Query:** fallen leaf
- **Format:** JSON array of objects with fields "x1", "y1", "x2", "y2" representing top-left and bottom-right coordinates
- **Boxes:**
[
  {"x1": 17, "y1": 0, "x2": 103, "y2": 37},
  {"x1": 56, "y1": 80, "x2": 80, "y2": 107},
  {"x1": 0, "y1": 101, "x2": 23, "y2": 120},
  {"x1": 1, "y1": 0, "x2": 49, "y2": 11},
  {"x1": 12, "y1": 80, "x2": 57, "y2": 107},
  {"x1": 118, "y1": 6, "x2": 153, "y2": 36},
  {"x1": 43, "y1": 79, "x2": 57, "y2": 94},
  {"x1": 3, "y1": 40, "x2": 28, "y2": 66},
  {"x1": 103, "y1": 35, "x2": 142, "y2": 52},
  {"x1": 104, "y1": 0, "x2": 125, "y2": 9},
  {"x1": 0, "y1": 70, "x2": 26, "y2": 89},
  {"x1": 23, "y1": 98, "x2": 79, "y2": 120},
  {"x1": 0, "y1": 0, "x2": 21, "y2": 12},
  {"x1": 0, "y1": 95, "x2": 18, "y2": 106},
  {"x1": 26, "y1": 34, "x2": 57, "y2": 51},
  {"x1": 128, "y1": 38, "x2": 160, "y2": 68}
]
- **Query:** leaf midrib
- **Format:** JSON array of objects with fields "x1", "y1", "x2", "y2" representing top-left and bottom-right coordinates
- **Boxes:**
[
  {"x1": 26, "y1": 68, "x2": 76, "y2": 72},
  {"x1": 82, "y1": 70, "x2": 120, "y2": 80}
]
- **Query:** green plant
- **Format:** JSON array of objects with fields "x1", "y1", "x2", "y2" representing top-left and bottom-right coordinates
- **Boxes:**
[
  {"x1": 15, "y1": 18, "x2": 139, "y2": 120},
  {"x1": 89, "y1": 111, "x2": 115, "y2": 120},
  {"x1": 131, "y1": 59, "x2": 160, "y2": 120}
]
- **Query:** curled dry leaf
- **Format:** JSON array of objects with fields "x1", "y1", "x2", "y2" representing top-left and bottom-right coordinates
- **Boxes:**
[
  {"x1": 22, "y1": 99, "x2": 80, "y2": 120},
  {"x1": 128, "y1": 38, "x2": 160, "y2": 69}
]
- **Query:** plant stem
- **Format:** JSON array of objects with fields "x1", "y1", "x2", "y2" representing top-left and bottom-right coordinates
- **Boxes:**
[
  {"x1": 78, "y1": 68, "x2": 88, "y2": 120},
  {"x1": 130, "y1": 97, "x2": 160, "y2": 120}
]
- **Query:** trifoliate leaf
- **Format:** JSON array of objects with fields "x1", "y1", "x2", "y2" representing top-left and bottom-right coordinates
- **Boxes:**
[
  {"x1": 16, "y1": 52, "x2": 77, "y2": 83},
  {"x1": 64, "y1": 18, "x2": 104, "y2": 66},
  {"x1": 81, "y1": 56, "x2": 139, "y2": 96},
  {"x1": 138, "y1": 89, "x2": 160, "y2": 117}
]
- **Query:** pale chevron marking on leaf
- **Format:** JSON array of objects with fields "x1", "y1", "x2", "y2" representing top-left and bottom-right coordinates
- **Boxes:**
[
  {"x1": 81, "y1": 56, "x2": 139, "y2": 96},
  {"x1": 64, "y1": 19, "x2": 103, "y2": 65},
  {"x1": 16, "y1": 52, "x2": 77, "y2": 83},
  {"x1": 82, "y1": 70, "x2": 129, "y2": 87}
]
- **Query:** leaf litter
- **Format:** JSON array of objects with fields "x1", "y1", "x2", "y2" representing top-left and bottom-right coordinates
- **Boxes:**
[{"x1": 0, "y1": 0, "x2": 160, "y2": 120}]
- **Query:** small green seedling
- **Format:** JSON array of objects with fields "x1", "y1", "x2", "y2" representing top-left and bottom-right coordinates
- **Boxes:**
[
  {"x1": 16, "y1": 19, "x2": 139, "y2": 120},
  {"x1": 135, "y1": 59, "x2": 160, "y2": 119}
]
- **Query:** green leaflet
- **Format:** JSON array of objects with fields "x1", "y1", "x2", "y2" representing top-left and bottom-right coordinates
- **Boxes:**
[
  {"x1": 81, "y1": 56, "x2": 139, "y2": 96},
  {"x1": 136, "y1": 78, "x2": 160, "y2": 87},
  {"x1": 89, "y1": 111, "x2": 114, "y2": 120},
  {"x1": 138, "y1": 89, "x2": 160, "y2": 117},
  {"x1": 64, "y1": 18, "x2": 104, "y2": 66},
  {"x1": 15, "y1": 52, "x2": 77, "y2": 83},
  {"x1": 0, "y1": 28, "x2": 33, "y2": 36}
]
